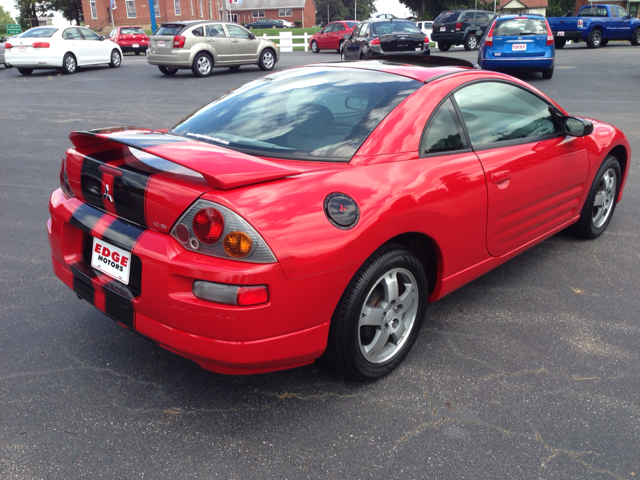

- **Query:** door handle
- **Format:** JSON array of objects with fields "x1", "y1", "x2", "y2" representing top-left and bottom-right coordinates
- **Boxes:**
[{"x1": 492, "y1": 171, "x2": 511, "y2": 183}]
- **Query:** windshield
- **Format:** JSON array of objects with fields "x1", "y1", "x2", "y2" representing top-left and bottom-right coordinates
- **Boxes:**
[
  {"x1": 435, "y1": 11, "x2": 459, "y2": 23},
  {"x1": 171, "y1": 67, "x2": 421, "y2": 162},
  {"x1": 494, "y1": 18, "x2": 548, "y2": 36},
  {"x1": 155, "y1": 24, "x2": 184, "y2": 35},
  {"x1": 372, "y1": 21, "x2": 422, "y2": 35},
  {"x1": 20, "y1": 27, "x2": 58, "y2": 38}
]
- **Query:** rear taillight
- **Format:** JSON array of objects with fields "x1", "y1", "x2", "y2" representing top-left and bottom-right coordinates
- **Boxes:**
[
  {"x1": 173, "y1": 35, "x2": 186, "y2": 48},
  {"x1": 370, "y1": 37, "x2": 380, "y2": 45},
  {"x1": 192, "y1": 208, "x2": 224, "y2": 244},
  {"x1": 455, "y1": 22, "x2": 462, "y2": 31},
  {"x1": 485, "y1": 22, "x2": 496, "y2": 46},
  {"x1": 171, "y1": 200, "x2": 276, "y2": 263},
  {"x1": 59, "y1": 155, "x2": 74, "y2": 198},
  {"x1": 32, "y1": 42, "x2": 50, "y2": 48},
  {"x1": 545, "y1": 20, "x2": 554, "y2": 46},
  {"x1": 5, "y1": 42, "x2": 12, "y2": 49},
  {"x1": 192, "y1": 281, "x2": 269, "y2": 306},
  {"x1": 424, "y1": 35, "x2": 430, "y2": 44}
]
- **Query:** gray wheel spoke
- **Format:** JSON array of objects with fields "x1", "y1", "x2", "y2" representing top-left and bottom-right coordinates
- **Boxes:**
[
  {"x1": 593, "y1": 192, "x2": 605, "y2": 207},
  {"x1": 360, "y1": 305, "x2": 386, "y2": 326},
  {"x1": 364, "y1": 329, "x2": 390, "y2": 357},
  {"x1": 393, "y1": 319, "x2": 407, "y2": 341},
  {"x1": 382, "y1": 272, "x2": 399, "y2": 303}
]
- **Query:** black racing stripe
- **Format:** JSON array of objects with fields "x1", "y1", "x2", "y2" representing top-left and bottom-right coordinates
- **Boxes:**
[
  {"x1": 128, "y1": 254, "x2": 142, "y2": 296},
  {"x1": 103, "y1": 284, "x2": 135, "y2": 329},
  {"x1": 102, "y1": 218, "x2": 146, "y2": 252},
  {"x1": 71, "y1": 264, "x2": 95, "y2": 305},
  {"x1": 80, "y1": 157, "x2": 104, "y2": 209},
  {"x1": 70, "y1": 203, "x2": 103, "y2": 235},
  {"x1": 113, "y1": 166, "x2": 151, "y2": 227}
]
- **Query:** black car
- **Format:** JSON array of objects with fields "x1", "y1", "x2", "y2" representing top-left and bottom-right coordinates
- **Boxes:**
[
  {"x1": 245, "y1": 18, "x2": 284, "y2": 29},
  {"x1": 431, "y1": 9, "x2": 495, "y2": 51},
  {"x1": 342, "y1": 19, "x2": 430, "y2": 61}
]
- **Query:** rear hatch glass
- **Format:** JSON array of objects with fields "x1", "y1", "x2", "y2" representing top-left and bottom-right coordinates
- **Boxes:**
[
  {"x1": 121, "y1": 27, "x2": 145, "y2": 35},
  {"x1": 493, "y1": 18, "x2": 549, "y2": 56},
  {"x1": 152, "y1": 24, "x2": 184, "y2": 52},
  {"x1": 154, "y1": 24, "x2": 185, "y2": 35},
  {"x1": 434, "y1": 11, "x2": 460, "y2": 24}
]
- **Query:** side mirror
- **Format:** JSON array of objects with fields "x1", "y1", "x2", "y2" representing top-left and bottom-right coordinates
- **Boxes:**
[
  {"x1": 100, "y1": 35, "x2": 105, "y2": 41},
  {"x1": 564, "y1": 117, "x2": 594, "y2": 137},
  {"x1": 249, "y1": 32, "x2": 255, "y2": 39}
]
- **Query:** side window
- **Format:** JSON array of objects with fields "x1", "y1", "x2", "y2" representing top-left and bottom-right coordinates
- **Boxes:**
[
  {"x1": 192, "y1": 26, "x2": 204, "y2": 37},
  {"x1": 206, "y1": 24, "x2": 226, "y2": 37},
  {"x1": 80, "y1": 28, "x2": 101, "y2": 40},
  {"x1": 360, "y1": 23, "x2": 370, "y2": 37},
  {"x1": 324, "y1": 24, "x2": 335, "y2": 33},
  {"x1": 351, "y1": 24, "x2": 361, "y2": 36},
  {"x1": 227, "y1": 25, "x2": 250, "y2": 39},
  {"x1": 335, "y1": 23, "x2": 345, "y2": 31},
  {"x1": 62, "y1": 28, "x2": 83, "y2": 40},
  {"x1": 462, "y1": 12, "x2": 474, "y2": 22},
  {"x1": 610, "y1": 7, "x2": 619, "y2": 17},
  {"x1": 421, "y1": 99, "x2": 468, "y2": 154},
  {"x1": 453, "y1": 82, "x2": 560, "y2": 147},
  {"x1": 618, "y1": 7, "x2": 629, "y2": 17}
]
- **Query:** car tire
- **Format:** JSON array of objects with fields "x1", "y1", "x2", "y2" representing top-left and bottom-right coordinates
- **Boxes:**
[
  {"x1": 109, "y1": 49, "x2": 122, "y2": 68},
  {"x1": 258, "y1": 49, "x2": 276, "y2": 71},
  {"x1": 228, "y1": 65, "x2": 241, "y2": 71},
  {"x1": 61, "y1": 53, "x2": 77, "y2": 74},
  {"x1": 464, "y1": 34, "x2": 478, "y2": 51},
  {"x1": 541, "y1": 66, "x2": 554, "y2": 79},
  {"x1": 554, "y1": 38, "x2": 566, "y2": 49},
  {"x1": 337, "y1": 40, "x2": 344, "y2": 53},
  {"x1": 192, "y1": 52, "x2": 213, "y2": 77},
  {"x1": 438, "y1": 42, "x2": 451, "y2": 52},
  {"x1": 311, "y1": 40, "x2": 319, "y2": 53},
  {"x1": 271, "y1": 25, "x2": 277, "y2": 29},
  {"x1": 587, "y1": 29, "x2": 602, "y2": 48},
  {"x1": 631, "y1": 28, "x2": 640, "y2": 46},
  {"x1": 17, "y1": 67, "x2": 33, "y2": 75},
  {"x1": 571, "y1": 155, "x2": 621, "y2": 239},
  {"x1": 341, "y1": 49, "x2": 347, "y2": 61},
  {"x1": 158, "y1": 65, "x2": 178, "y2": 75},
  {"x1": 135, "y1": 51, "x2": 140, "y2": 55},
  {"x1": 323, "y1": 244, "x2": 428, "y2": 381},
  {"x1": 247, "y1": 26, "x2": 253, "y2": 30}
]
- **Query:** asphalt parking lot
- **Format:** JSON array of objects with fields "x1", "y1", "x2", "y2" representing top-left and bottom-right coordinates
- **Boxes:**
[{"x1": 1, "y1": 44, "x2": 639, "y2": 479}]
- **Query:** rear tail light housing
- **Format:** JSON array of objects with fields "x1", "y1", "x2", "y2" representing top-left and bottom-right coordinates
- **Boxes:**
[
  {"x1": 455, "y1": 22, "x2": 462, "y2": 31},
  {"x1": 370, "y1": 37, "x2": 381, "y2": 45},
  {"x1": 545, "y1": 20, "x2": 554, "y2": 46},
  {"x1": 484, "y1": 22, "x2": 496, "y2": 46},
  {"x1": 32, "y1": 42, "x2": 50, "y2": 48},
  {"x1": 192, "y1": 281, "x2": 269, "y2": 306},
  {"x1": 59, "y1": 155, "x2": 74, "y2": 198},
  {"x1": 171, "y1": 200, "x2": 276, "y2": 263},
  {"x1": 424, "y1": 35, "x2": 430, "y2": 44},
  {"x1": 5, "y1": 42, "x2": 12, "y2": 49},
  {"x1": 173, "y1": 35, "x2": 186, "y2": 48}
]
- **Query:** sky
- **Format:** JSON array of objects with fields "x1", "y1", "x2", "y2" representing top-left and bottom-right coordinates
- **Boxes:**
[{"x1": 0, "y1": 0, "x2": 413, "y2": 27}]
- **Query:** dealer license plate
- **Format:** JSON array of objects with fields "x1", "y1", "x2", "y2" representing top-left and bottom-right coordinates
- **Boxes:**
[
  {"x1": 132, "y1": 43, "x2": 139, "y2": 48},
  {"x1": 512, "y1": 43, "x2": 527, "y2": 51},
  {"x1": 558, "y1": 31, "x2": 564, "y2": 36},
  {"x1": 158, "y1": 40, "x2": 165, "y2": 47},
  {"x1": 440, "y1": 27, "x2": 446, "y2": 31},
  {"x1": 91, "y1": 237, "x2": 131, "y2": 285},
  {"x1": 18, "y1": 46, "x2": 27, "y2": 51}
]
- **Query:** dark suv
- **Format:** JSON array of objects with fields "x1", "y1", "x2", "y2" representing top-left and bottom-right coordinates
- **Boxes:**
[{"x1": 432, "y1": 9, "x2": 495, "y2": 51}]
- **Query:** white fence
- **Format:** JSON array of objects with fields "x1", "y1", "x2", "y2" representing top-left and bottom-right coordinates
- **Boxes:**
[{"x1": 260, "y1": 32, "x2": 311, "y2": 52}]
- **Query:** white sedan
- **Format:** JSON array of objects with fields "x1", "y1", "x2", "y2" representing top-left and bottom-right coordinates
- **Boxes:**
[{"x1": 5, "y1": 26, "x2": 122, "y2": 75}]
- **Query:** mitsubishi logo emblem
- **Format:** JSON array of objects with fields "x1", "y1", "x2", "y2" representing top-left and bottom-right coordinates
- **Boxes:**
[{"x1": 102, "y1": 184, "x2": 113, "y2": 203}]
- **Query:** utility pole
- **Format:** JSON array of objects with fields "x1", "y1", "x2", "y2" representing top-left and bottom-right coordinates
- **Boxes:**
[
  {"x1": 327, "y1": 4, "x2": 329, "y2": 24},
  {"x1": 355, "y1": 0, "x2": 357, "y2": 20}
]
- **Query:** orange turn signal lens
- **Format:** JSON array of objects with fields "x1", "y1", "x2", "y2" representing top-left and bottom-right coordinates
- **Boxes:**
[{"x1": 223, "y1": 231, "x2": 252, "y2": 258}]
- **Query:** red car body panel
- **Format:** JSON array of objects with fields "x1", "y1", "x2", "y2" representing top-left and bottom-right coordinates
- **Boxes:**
[
  {"x1": 108, "y1": 26, "x2": 149, "y2": 53},
  {"x1": 47, "y1": 65, "x2": 631, "y2": 375}
]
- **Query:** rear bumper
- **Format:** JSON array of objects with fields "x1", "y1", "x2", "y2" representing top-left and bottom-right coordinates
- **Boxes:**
[
  {"x1": 147, "y1": 50, "x2": 193, "y2": 68},
  {"x1": 120, "y1": 44, "x2": 148, "y2": 53},
  {"x1": 5, "y1": 51, "x2": 62, "y2": 68},
  {"x1": 367, "y1": 46, "x2": 431, "y2": 57},
  {"x1": 431, "y1": 33, "x2": 464, "y2": 44},
  {"x1": 480, "y1": 57, "x2": 554, "y2": 70},
  {"x1": 48, "y1": 190, "x2": 354, "y2": 375},
  {"x1": 552, "y1": 31, "x2": 582, "y2": 41}
]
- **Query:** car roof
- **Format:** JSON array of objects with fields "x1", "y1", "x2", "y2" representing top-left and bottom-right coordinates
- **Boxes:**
[
  {"x1": 367, "y1": 18, "x2": 414, "y2": 23},
  {"x1": 309, "y1": 61, "x2": 476, "y2": 83}
]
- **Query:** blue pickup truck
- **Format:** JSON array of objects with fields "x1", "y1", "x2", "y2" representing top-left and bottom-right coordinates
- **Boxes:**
[{"x1": 547, "y1": 4, "x2": 640, "y2": 48}]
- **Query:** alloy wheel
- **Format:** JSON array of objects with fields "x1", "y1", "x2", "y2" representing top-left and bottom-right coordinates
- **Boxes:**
[{"x1": 592, "y1": 168, "x2": 616, "y2": 228}]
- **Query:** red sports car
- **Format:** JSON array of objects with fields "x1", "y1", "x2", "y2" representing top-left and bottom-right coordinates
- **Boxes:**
[
  {"x1": 48, "y1": 58, "x2": 630, "y2": 380},
  {"x1": 310, "y1": 20, "x2": 359, "y2": 53},
  {"x1": 108, "y1": 26, "x2": 148, "y2": 55}
]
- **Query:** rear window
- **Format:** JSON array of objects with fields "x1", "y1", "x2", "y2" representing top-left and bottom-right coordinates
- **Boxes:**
[
  {"x1": 580, "y1": 7, "x2": 608, "y2": 17},
  {"x1": 372, "y1": 21, "x2": 422, "y2": 35},
  {"x1": 155, "y1": 24, "x2": 185, "y2": 35},
  {"x1": 121, "y1": 27, "x2": 145, "y2": 34},
  {"x1": 494, "y1": 18, "x2": 548, "y2": 36},
  {"x1": 171, "y1": 67, "x2": 422, "y2": 162},
  {"x1": 346, "y1": 22, "x2": 359, "y2": 28},
  {"x1": 21, "y1": 27, "x2": 58, "y2": 38},
  {"x1": 435, "y1": 11, "x2": 460, "y2": 23}
]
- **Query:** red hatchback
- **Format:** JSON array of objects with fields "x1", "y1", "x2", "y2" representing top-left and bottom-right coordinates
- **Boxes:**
[
  {"x1": 310, "y1": 20, "x2": 359, "y2": 53},
  {"x1": 108, "y1": 26, "x2": 149, "y2": 55},
  {"x1": 48, "y1": 58, "x2": 630, "y2": 380}
]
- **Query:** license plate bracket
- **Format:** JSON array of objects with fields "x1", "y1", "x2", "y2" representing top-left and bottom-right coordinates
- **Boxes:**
[
  {"x1": 512, "y1": 43, "x2": 527, "y2": 51},
  {"x1": 91, "y1": 237, "x2": 131, "y2": 285}
]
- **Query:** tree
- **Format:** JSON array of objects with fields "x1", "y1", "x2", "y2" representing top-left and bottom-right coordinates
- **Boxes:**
[
  {"x1": 547, "y1": 0, "x2": 576, "y2": 17},
  {"x1": 15, "y1": 0, "x2": 50, "y2": 28},
  {"x1": 0, "y1": 6, "x2": 16, "y2": 25},
  {"x1": 47, "y1": 0, "x2": 84, "y2": 25},
  {"x1": 346, "y1": 0, "x2": 377, "y2": 21},
  {"x1": 399, "y1": 0, "x2": 495, "y2": 20},
  {"x1": 316, "y1": 0, "x2": 350, "y2": 26}
]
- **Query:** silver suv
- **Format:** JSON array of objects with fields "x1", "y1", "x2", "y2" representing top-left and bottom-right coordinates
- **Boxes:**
[{"x1": 148, "y1": 20, "x2": 279, "y2": 77}]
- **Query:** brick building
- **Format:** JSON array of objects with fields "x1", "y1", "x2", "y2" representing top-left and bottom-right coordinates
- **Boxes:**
[{"x1": 82, "y1": 0, "x2": 316, "y2": 33}]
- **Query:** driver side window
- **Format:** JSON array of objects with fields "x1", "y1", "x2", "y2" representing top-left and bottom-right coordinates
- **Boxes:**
[
  {"x1": 453, "y1": 82, "x2": 560, "y2": 147},
  {"x1": 227, "y1": 25, "x2": 250, "y2": 39}
]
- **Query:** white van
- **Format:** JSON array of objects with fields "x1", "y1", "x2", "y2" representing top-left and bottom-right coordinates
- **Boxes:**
[{"x1": 415, "y1": 20, "x2": 433, "y2": 37}]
